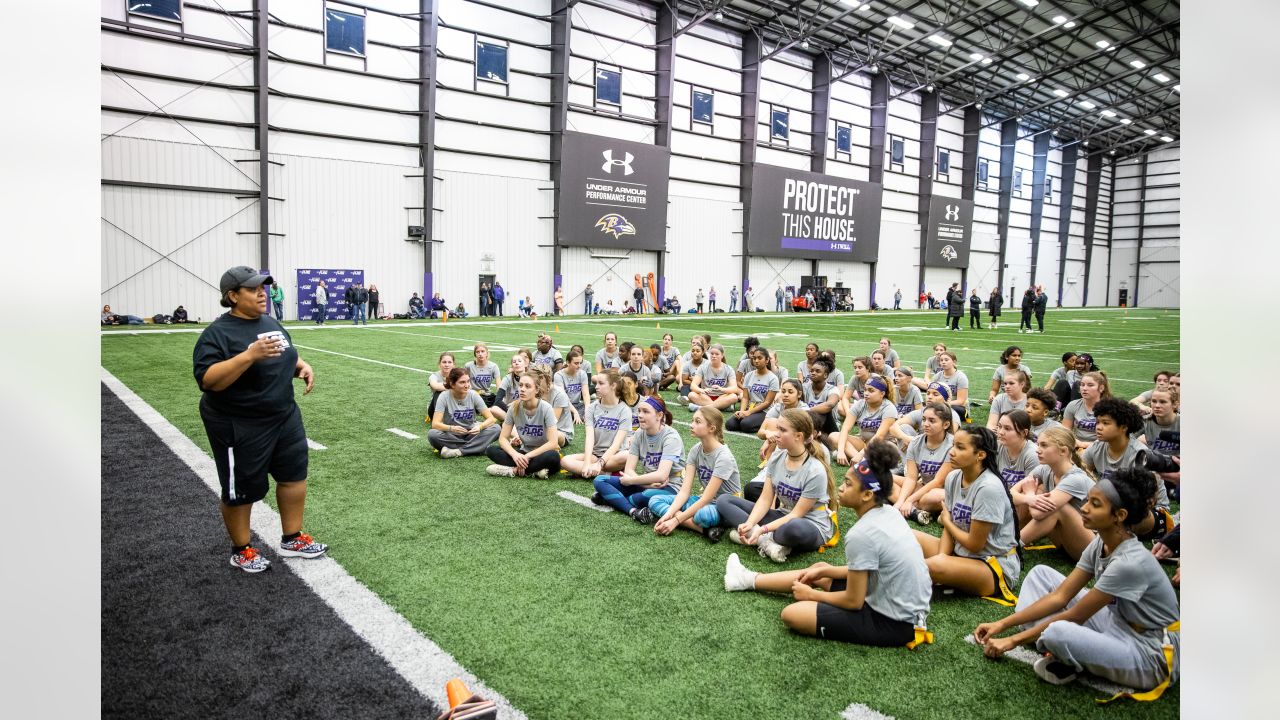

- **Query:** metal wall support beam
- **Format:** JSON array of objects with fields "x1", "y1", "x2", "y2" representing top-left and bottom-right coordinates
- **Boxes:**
[
  {"x1": 1028, "y1": 131, "x2": 1050, "y2": 287},
  {"x1": 549, "y1": 0, "x2": 572, "y2": 294},
  {"x1": 915, "y1": 91, "x2": 938, "y2": 299},
  {"x1": 995, "y1": 118, "x2": 1018, "y2": 296},
  {"x1": 1104, "y1": 160, "x2": 1116, "y2": 306},
  {"x1": 253, "y1": 0, "x2": 270, "y2": 271},
  {"x1": 1054, "y1": 148, "x2": 1078, "y2": 306},
  {"x1": 810, "y1": 53, "x2": 832, "y2": 282},
  {"x1": 960, "y1": 107, "x2": 980, "y2": 203},
  {"x1": 655, "y1": 3, "x2": 675, "y2": 306},
  {"x1": 1133, "y1": 154, "x2": 1149, "y2": 307},
  {"x1": 739, "y1": 31, "x2": 761, "y2": 297},
  {"x1": 419, "y1": 0, "x2": 440, "y2": 301},
  {"x1": 867, "y1": 72, "x2": 888, "y2": 307},
  {"x1": 1081, "y1": 155, "x2": 1101, "y2": 306}
]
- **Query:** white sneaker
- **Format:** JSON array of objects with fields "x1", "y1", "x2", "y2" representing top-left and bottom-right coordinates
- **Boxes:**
[
  {"x1": 1033, "y1": 655, "x2": 1078, "y2": 685},
  {"x1": 485, "y1": 464, "x2": 516, "y2": 477},
  {"x1": 440, "y1": 447, "x2": 463, "y2": 458},
  {"x1": 757, "y1": 532, "x2": 791, "y2": 563},
  {"x1": 724, "y1": 552, "x2": 757, "y2": 592},
  {"x1": 728, "y1": 529, "x2": 747, "y2": 545},
  {"x1": 533, "y1": 468, "x2": 550, "y2": 479}
]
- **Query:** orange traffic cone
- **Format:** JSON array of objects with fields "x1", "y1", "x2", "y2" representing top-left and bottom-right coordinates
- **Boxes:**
[
  {"x1": 446, "y1": 679, "x2": 470, "y2": 709},
  {"x1": 555, "y1": 324, "x2": 560, "y2": 333},
  {"x1": 441, "y1": 310, "x2": 447, "y2": 323},
  {"x1": 655, "y1": 323, "x2": 660, "y2": 329},
  {"x1": 439, "y1": 678, "x2": 497, "y2": 720}
]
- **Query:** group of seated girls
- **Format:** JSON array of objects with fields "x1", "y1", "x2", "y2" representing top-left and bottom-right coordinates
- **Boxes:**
[{"x1": 424, "y1": 331, "x2": 1180, "y2": 698}]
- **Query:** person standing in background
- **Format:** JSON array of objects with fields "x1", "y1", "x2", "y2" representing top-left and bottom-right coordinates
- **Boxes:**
[
  {"x1": 894, "y1": 287, "x2": 902, "y2": 310},
  {"x1": 1033, "y1": 285, "x2": 1048, "y2": 333},
  {"x1": 478, "y1": 282, "x2": 490, "y2": 318},
  {"x1": 269, "y1": 282, "x2": 284, "y2": 321},
  {"x1": 947, "y1": 285, "x2": 964, "y2": 331},
  {"x1": 353, "y1": 282, "x2": 368, "y2": 325},
  {"x1": 1019, "y1": 287, "x2": 1036, "y2": 333},
  {"x1": 969, "y1": 288, "x2": 982, "y2": 329},
  {"x1": 554, "y1": 286, "x2": 565, "y2": 316},
  {"x1": 729, "y1": 285, "x2": 738, "y2": 312},
  {"x1": 785, "y1": 285, "x2": 794, "y2": 311},
  {"x1": 368, "y1": 284, "x2": 380, "y2": 321},
  {"x1": 696, "y1": 288, "x2": 705, "y2": 314},
  {"x1": 492, "y1": 281, "x2": 505, "y2": 316},
  {"x1": 584, "y1": 283, "x2": 594, "y2": 315},
  {"x1": 743, "y1": 286, "x2": 753, "y2": 313},
  {"x1": 313, "y1": 279, "x2": 328, "y2": 325},
  {"x1": 987, "y1": 287, "x2": 1003, "y2": 329},
  {"x1": 709, "y1": 286, "x2": 717, "y2": 312},
  {"x1": 776, "y1": 285, "x2": 785, "y2": 312},
  {"x1": 633, "y1": 282, "x2": 646, "y2": 314}
]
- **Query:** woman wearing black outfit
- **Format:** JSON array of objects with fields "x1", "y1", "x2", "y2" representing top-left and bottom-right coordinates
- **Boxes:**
[
  {"x1": 368, "y1": 284, "x2": 380, "y2": 321},
  {"x1": 1018, "y1": 288, "x2": 1035, "y2": 333},
  {"x1": 947, "y1": 286, "x2": 964, "y2": 330},
  {"x1": 193, "y1": 266, "x2": 327, "y2": 573},
  {"x1": 987, "y1": 288, "x2": 1003, "y2": 329},
  {"x1": 968, "y1": 289, "x2": 982, "y2": 329}
]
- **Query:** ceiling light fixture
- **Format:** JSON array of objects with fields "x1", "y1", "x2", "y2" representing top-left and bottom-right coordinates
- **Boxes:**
[
  {"x1": 1078, "y1": 100, "x2": 1096, "y2": 109},
  {"x1": 1153, "y1": 73, "x2": 1170, "y2": 83},
  {"x1": 975, "y1": 102, "x2": 983, "y2": 109},
  {"x1": 981, "y1": 57, "x2": 992, "y2": 65},
  {"x1": 838, "y1": 1, "x2": 862, "y2": 7},
  {"x1": 887, "y1": 15, "x2": 915, "y2": 29},
  {"x1": 714, "y1": 10, "x2": 723, "y2": 20},
  {"x1": 1120, "y1": 118, "x2": 1131, "y2": 125},
  {"x1": 869, "y1": 64, "x2": 879, "y2": 73},
  {"x1": 1095, "y1": 40, "x2": 1110, "y2": 49},
  {"x1": 1064, "y1": 21, "x2": 1076, "y2": 28},
  {"x1": 1016, "y1": 72, "x2": 1030, "y2": 81},
  {"x1": 1110, "y1": 149, "x2": 1116, "y2": 155},
  {"x1": 970, "y1": 52, "x2": 985, "y2": 61},
  {"x1": 1101, "y1": 109, "x2": 1116, "y2": 117},
  {"x1": 927, "y1": 34, "x2": 953, "y2": 47},
  {"x1": 1052, "y1": 15, "x2": 1067, "y2": 24},
  {"x1": 1083, "y1": 141, "x2": 1090, "y2": 147},
  {"x1": 1053, "y1": 89, "x2": 1069, "y2": 97},
  {"x1": 1161, "y1": 136, "x2": 1174, "y2": 142},
  {"x1": 1129, "y1": 60, "x2": 1146, "y2": 69},
  {"x1": 1143, "y1": 128, "x2": 1157, "y2": 135},
  {"x1": 1017, "y1": 0, "x2": 1039, "y2": 7},
  {"x1": 926, "y1": 84, "x2": 935, "y2": 92},
  {"x1": 1173, "y1": 84, "x2": 1180, "y2": 93},
  {"x1": 801, "y1": 39, "x2": 810, "y2": 49}
]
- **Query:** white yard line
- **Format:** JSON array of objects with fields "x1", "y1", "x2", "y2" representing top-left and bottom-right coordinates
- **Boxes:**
[
  {"x1": 101, "y1": 368, "x2": 526, "y2": 720},
  {"x1": 386, "y1": 427, "x2": 420, "y2": 440},
  {"x1": 306, "y1": 438, "x2": 328, "y2": 450},
  {"x1": 841, "y1": 703, "x2": 895, "y2": 720},
  {"x1": 962, "y1": 634, "x2": 1133, "y2": 696},
  {"x1": 557, "y1": 490, "x2": 614, "y2": 513}
]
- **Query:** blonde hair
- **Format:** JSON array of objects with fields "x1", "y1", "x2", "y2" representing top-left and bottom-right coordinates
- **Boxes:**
[
  {"x1": 694, "y1": 406, "x2": 725, "y2": 442},
  {"x1": 524, "y1": 364, "x2": 553, "y2": 400},
  {"x1": 779, "y1": 408, "x2": 839, "y2": 519},
  {"x1": 1082, "y1": 370, "x2": 1113, "y2": 399},
  {"x1": 1038, "y1": 425, "x2": 1093, "y2": 481}
]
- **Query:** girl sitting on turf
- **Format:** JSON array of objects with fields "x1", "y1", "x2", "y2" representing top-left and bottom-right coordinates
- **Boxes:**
[
  {"x1": 724, "y1": 440, "x2": 933, "y2": 649},
  {"x1": 995, "y1": 410, "x2": 1039, "y2": 490},
  {"x1": 893, "y1": 367, "x2": 924, "y2": 418},
  {"x1": 820, "y1": 349, "x2": 846, "y2": 395},
  {"x1": 1132, "y1": 370, "x2": 1175, "y2": 417},
  {"x1": 759, "y1": 379, "x2": 805, "y2": 463},
  {"x1": 1063, "y1": 371, "x2": 1112, "y2": 450},
  {"x1": 836, "y1": 356, "x2": 873, "y2": 421},
  {"x1": 1081, "y1": 398, "x2": 1172, "y2": 541},
  {"x1": 464, "y1": 342, "x2": 502, "y2": 408},
  {"x1": 592, "y1": 395, "x2": 685, "y2": 522},
  {"x1": 769, "y1": 350, "x2": 788, "y2": 381},
  {"x1": 490, "y1": 350, "x2": 530, "y2": 422},
  {"x1": 688, "y1": 344, "x2": 741, "y2": 412},
  {"x1": 796, "y1": 343, "x2": 821, "y2": 383},
  {"x1": 427, "y1": 352, "x2": 455, "y2": 421},
  {"x1": 1044, "y1": 351, "x2": 1079, "y2": 397},
  {"x1": 835, "y1": 375, "x2": 898, "y2": 466},
  {"x1": 1054, "y1": 353, "x2": 1099, "y2": 408},
  {"x1": 561, "y1": 369, "x2": 635, "y2": 479},
  {"x1": 893, "y1": 402, "x2": 956, "y2": 525},
  {"x1": 975, "y1": 466, "x2": 1179, "y2": 696},
  {"x1": 677, "y1": 341, "x2": 707, "y2": 405},
  {"x1": 932, "y1": 351, "x2": 970, "y2": 422},
  {"x1": 989, "y1": 346, "x2": 1032, "y2": 403},
  {"x1": 652, "y1": 406, "x2": 741, "y2": 542},
  {"x1": 484, "y1": 373, "x2": 562, "y2": 478},
  {"x1": 620, "y1": 344, "x2": 655, "y2": 397},
  {"x1": 645, "y1": 345, "x2": 665, "y2": 393},
  {"x1": 915, "y1": 342, "x2": 948, "y2": 389},
  {"x1": 531, "y1": 364, "x2": 575, "y2": 447},
  {"x1": 889, "y1": 383, "x2": 961, "y2": 446},
  {"x1": 869, "y1": 350, "x2": 895, "y2": 387},
  {"x1": 727, "y1": 347, "x2": 780, "y2": 435},
  {"x1": 914, "y1": 427, "x2": 1022, "y2": 603},
  {"x1": 715, "y1": 409, "x2": 839, "y2": 563},
  {"x1": 429, "y1": 367, "x2": 502, "y2": 458},
  {"x1": 554, "y1": 350, "x2": 590, "y2": 420},
  {"x1": 1140, "y1": 388, "x2": 1180, "y2": 484},
  {"x1": 658, "y1": 333, "x2": 680, "y2": 389},
  {"x1": 1011, "y1": 426, "x2": 1096, "y2": 560},
  {"x1": 1025, "y1": 387, "x2": 1061, "y2": 440},
  {"x1": 877, "y1": 337, "x2": 901, "y2": 369},
  {"x1": 594, "y1": 331, "x2": 622, "y2": 373},
  {"x1": 986, "y1": 369, "x2": 1030, "y2": 430},
  {"x1": 802, "y1": 357, "x2": 840, "y2": 439}
]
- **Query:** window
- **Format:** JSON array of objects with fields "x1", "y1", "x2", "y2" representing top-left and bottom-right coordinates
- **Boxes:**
[
  {"x1": 937, "y1": 148, "x2": 951, "y2": 178},
  {"x1": 692, "y1": 89, "x2": 714, "y2": 125},
  {"x1": 326, "y1": 9, "x2": 366, "y2": 56},
  {"x1": 977, "y1": 158, "x2": 989, "y2": 190},
  {"x1": 835, "y1": 125, "x2": 852, "y2": 154},
  {"x1": 889, "y1": 137, "x2": 905, "y2": 166},
  {"x1": 1013, "y1": 167, "x2": 1024, "y2": 195},
  {"x1": 128, "y1": 0, "x2": 182, "y2": 23},
  {"x1": 476, "y1": 41, "x2": 508, "y2": 83},
  {"x1": 771, "y1": 108, "x2": 790, "y2": 141},
  {"x1": 595, "y1": 66, "x2": 622, "y2": 106},
  {"x1": 1045, "y1": 176, "x2": 1054, "y2": 203}
]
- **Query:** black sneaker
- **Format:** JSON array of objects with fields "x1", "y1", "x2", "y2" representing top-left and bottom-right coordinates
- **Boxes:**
[
  {"x1": 590, "y1": 491, "x2": 605, "y2": 505},
  {"x1": 706, "y1": 527, "x2": 725, "y2": 544},
  {"x1": 1033, "y1": 656, "x2": 1078, "y2": 685},
  {"x1": 632, "y1": 507, "x2": 656, "y2": 525}
]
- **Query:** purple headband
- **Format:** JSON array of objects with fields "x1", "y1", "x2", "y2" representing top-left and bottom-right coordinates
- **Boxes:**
[
  {"x1": 928, "y1": 382, "x2": 952, "y2": 401},
  {"x1": 642, "y1": 396, "x2": 665, "y2": 416},
  {"x1": 856, "y1": 459, "x2": 881, "y2": 492},
  {"x1": 867, "y1": 376, "x2": 889, "y2": 394}
]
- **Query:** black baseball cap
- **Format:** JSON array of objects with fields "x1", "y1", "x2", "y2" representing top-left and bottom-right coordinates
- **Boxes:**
[{"x1": 219, "y1": 266, "x2": 274, "y2": 307}]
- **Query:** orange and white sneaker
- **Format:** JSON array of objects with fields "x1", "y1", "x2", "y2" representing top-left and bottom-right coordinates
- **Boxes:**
[
  {"x1": 278, "y1": 532, "x2": 328, "y2": 559},
  {"x1": 230, "y1": 546, "x2": 271, "y2": 573}
]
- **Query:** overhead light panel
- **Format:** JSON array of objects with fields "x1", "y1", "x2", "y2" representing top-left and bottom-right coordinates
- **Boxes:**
[
  {"x1": 859, "y1": 3, "x2": 872, "y2": 11},
  {"x1": 1053, "y1": 89, "x2": 1069, "y2": 97},
  {"x1": 1173, "y1": 84, "x2": 1180, "y2": 93},
  {"x1": 1078, "y1": 100, "x2": 1096, "y2": 109},
  {"x1": 1120, "y1": 118, "x2": 1132, "y2": 125},
  {"x1": 927, "y1": 34, "x2": 953, "y2": 47},
  {"x1": 838, "y1": 1, "x2": 862, "y2": 7},
  {"x1": 1017, "y1": 0, "x2": 1039, "y2": 7},
  {"x1": 1129, "y1": 60, "x2": 1146, "y2": 69},
  {"x1": 1095, "y1": 40, "x2": 1110, "y2": 49},
  {"x1": 1110, "y1": 150, "x2": 1116, "y2": 155},
  {"x1": 1161, "y1": 136, "x2": 1174, "y2": 142},
  {"x1": 887, "y1": 15, "x2": 915, "y2": 29},
  {"x1": 1143, "y1": 128, "x2": 1157, "y2": 135},
  {"x1": 1052, "y1": 15, "x2": 1067, "y2": 24},
  {"x1": 970, "y1": 52, "x2": 985, "y2": 61},
  {"x1": 1101, "y1": 109, "x2": 1116, "y2": 117},
  {"x1": 1016, "y1": 72, "x2": 1031, "y2": 81},
  {"x1": 1065, "y1": 21, "x2": 1076, "y2": 28},
  {"x1": 1153, "y1": 73, "x2": 1170, "y2": 83},
  {"x1": 981, "y1": 57, "x2": 992, "y2": 65}
]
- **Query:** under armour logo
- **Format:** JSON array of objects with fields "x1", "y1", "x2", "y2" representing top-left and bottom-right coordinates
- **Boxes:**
[
  {"x1": 602, "y1": 149, "x2": 635, "y2": 176},
  {"x1": 944, "y1": 204, "x2": 961, "y2": 221}
]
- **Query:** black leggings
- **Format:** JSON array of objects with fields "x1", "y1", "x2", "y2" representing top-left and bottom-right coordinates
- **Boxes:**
[
  {"x1": 714, "y1": 496, "x2": 827, "y2": 552},
  {"x1": 726, "y1": 411, "x2": 766, "y2": 435},
  {"x1": 484, "y1": 445, "x2": 561, "y2": 475},
  {"x1": 815, "y1": 579, "x2": 916, "y2": 646},
  {"x1": 1020, "y1": 310, "x2": 1033, "y2": 330},
  {"x1": 969, "y1": 309, "x2": 981, "y2": 328}
]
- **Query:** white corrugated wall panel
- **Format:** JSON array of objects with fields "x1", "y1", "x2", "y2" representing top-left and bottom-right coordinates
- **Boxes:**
[
  {"x1": 876, "y1": 220, "x2": 920, "y2": 307},
  {"x1": 747, "y1": 256, "x2": 806, "y2": 308},
  {"x1": 560, "y1": 247, "x2": 656, "y2": 313},
  {"x1": 666, "y1": 195, "x2": 742, "y2": 305}
]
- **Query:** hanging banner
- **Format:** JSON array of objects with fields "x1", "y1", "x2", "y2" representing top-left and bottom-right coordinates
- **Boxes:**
[
  {"x1": 747, "y1": 164, "x2": 883, "y2": 261},
  {"x1": 923, "y1": 195, "x2": 974, "y2": 268},
  {"x1": 296, "y1": 268, "x2": 364, "y2": 321},
  {"x1": 558, "y1": 131, "x2": 670, "y2": 252}
]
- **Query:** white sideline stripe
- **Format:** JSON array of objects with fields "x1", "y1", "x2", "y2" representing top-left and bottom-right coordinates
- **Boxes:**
[
  {"x1": 557, "y1": 490, "x2": 614, "y2": 513},
  {"x1": 100, "y1": 368, "x2": 527, "y2": 720},
  {"x1": 295, "y1": 344, "x2": 428, "y2": 373},
  {"x1": 306, "y1": 438, "x2": 328, "y2": 450},
  {"x1": 387, "y1": 427, "x2": 420, "y2": 440},
  {"x1": 961, "y1": 634, "x2": 1133, "y2": 696},
  {"x1": 841, "y1": 703, "x2": 895, "y2": 720}
]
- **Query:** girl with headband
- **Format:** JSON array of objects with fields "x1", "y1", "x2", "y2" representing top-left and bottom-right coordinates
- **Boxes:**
[
  {"x1": 834, "y1": 374, "x2": 898, "y2": 467},
  {"x1": 725, "y1": 441, "x2": 933, "y2": 649},
  {"x1": 975, "y1": 466, "x2": 1179, "y2": 698},
  {"x1": 1011, "y1": 426, "x2": 1096, "y2": 560},
  {"x1": 889, "y1": 382, "x2": 962, "y2": 446},
  {"x1": 592, "y1": 395, "x2": 685, "y2": 523}
]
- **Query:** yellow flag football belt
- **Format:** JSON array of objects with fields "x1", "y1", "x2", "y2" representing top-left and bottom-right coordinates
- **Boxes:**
[
  {"x1": 1096, "y1": 621, "x2": 1180, "y2": 703},
  {"x1": 980, "y1": 550, "x2": 1020, "y2": 607}
]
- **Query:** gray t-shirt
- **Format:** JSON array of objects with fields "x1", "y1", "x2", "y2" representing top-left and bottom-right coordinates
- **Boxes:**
[
  {"x1": 1143, "y1": 414, "x2": 1180, "y2": 456},
  {"x1": 944, "y1": 469, "x2": 1021, "y2": 585},
  {"x1": 496, "y1": 373, "x2": 521, "y2": 400},
  {"x1": 585, "y1": 400, "x2": 631, "y2": 457},
  {"x1": 997, "y1": 441, "x2": 1039, "y2": 489},
  {"x1": 766, "y1": 452, "x2": 834, "y2": 538},
  {"x1": 895, "y1": 384, "x2": 923, "y2": 415},
  {"x1": 1029, "y1": 463, "x2": 1094, "y2": 510},
  {"x1": 1063, "y1": 399, "x2": 1098, "y2": 443},
  {"x1": 554, "y1": 367, "x2": 589, "y2": 409},
  {"x1": 992, "y1": 362, "x2": 1033, "y2": 384},
  {"x1": 621, "y1": 363, "x2": 655, "y2": 393},
  {"x1": 549, "y1": 386, "x2": 575, "y2": 441},
  {"x1": 743, "y1": 370, "x2": 780, "y2": 405},
  {"x1": 844, "y1": 505, "x2": 931, "y2": 628},
  {"x1": 828, "y1": 368, "x2": 846, "y2": 389},
  {"x1": 766, "y1": 400, "x2": 802, "y2": 419},
  {"x1": 1049, "y1": 367, "x2": 1081, "y2": 388},
  {"x1": 1076, "y1": 536, "x2": 1180, "y2": 666},
  {"x1": 904, "y1": 433, "x2": 954, "y2": 483},
  {"x1": 503, "y1": 399, "x2": 556, "y2": 448},
  {"x1": 464, "y1": 360, "x2": 501, "y2": 394},
  {"x1": 926, "y1": 355, "x2": 942, "y2": 377},
  {"x1": 685, "y1": 443, "x2": 741, "y2": 497},
  {"x1": 990, "y1": 393, "x2": 1028, "y2": 418},
  {"x1": 796, "y1": 360, "x2": 814, "y2": 383},
  {"x1": 902, "y1": 408, "x2": 962, "y2": 434},
  {"x1": 628, "y1": 426, "x2": 685, "y2": 486},
  {"x1": 696, "y1": 362, "x2": 735, "y2": 395},
  {"x1": 437, "y1": 390, "x2": 487, "y2": 429},
  {"x1": 594, "y1": 348, "x2": 622, "y2": 370},
  {"x1": 659, "y1": 347, "x2": 679, "y2": 371},
  {"x1": 736, "y1": 355, "x2": 754, "y2": 376},
  {"x1": 681, "y1": 358, "x2": 706, "y2": 383},
  {"x1": 1082, "y1": 438, "x2": 1168, "y2": 509},
  {"x1": 803, "y1": 381, "x2": 837, "y2": 409},
  {"x1": 881, "y1": 348, "x2": 901, "y2": 368},
  {"x1": 849, "y1": 399, "x2": 898, "y2": 441},
  {"x1": 532, "y1": 347, "x2": 564, "y2": 368},
  {"x1": 934, "y1": 369, "x2": 969, "y2": 399},
  {"x1": 1030, "y1": 417, "x2": 1060, "y2": 441}
]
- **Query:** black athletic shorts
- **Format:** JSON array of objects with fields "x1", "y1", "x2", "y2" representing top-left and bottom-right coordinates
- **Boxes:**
[
  {"x1": 201, "y1": 404, "x2": 308, "y2": 506},
  {"x1": 815, "y1": 579, "x2": 915, "y2": 647}
]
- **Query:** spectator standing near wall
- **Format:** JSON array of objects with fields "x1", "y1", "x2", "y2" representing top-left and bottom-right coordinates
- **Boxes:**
[
  {"x1": 696, "y1": 288, "x2": 705, "y2": 314},
  {"x1": 729, "y1": 285, "x2": 738, "y2": 312},
  {"x1": 775, "y1": 285, "x2": 785, "y2": 312},
  {"x1": 584, "y1": 283, "x2": 594, "y2": 315},
  {"x1": 313, "y1": 279, "x2": 328, "y2": 325},
  {"x1": 492, "y1": 282, "x2": 505, "y2": 316},
  {"x1": 709, "y1": 287, "x2": 717, "y2": 312},
  {"x1": 368, "y1": 284, "x2": 380, "y2": 321},
  {"x1": 269, "y1": 283, "x2": 284, "y2": 321},
  {"x1": 894, "y1": 287, "x2": 902, "y2": 310},
  {"x1": 1033, "y1": 285, "x2": 1048, "y2": 333}
]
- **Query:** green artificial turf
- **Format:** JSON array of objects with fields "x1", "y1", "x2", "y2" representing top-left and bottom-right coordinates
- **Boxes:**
[{"x1": 102, "y1": 307, "x2": 1179, "y2": 719}]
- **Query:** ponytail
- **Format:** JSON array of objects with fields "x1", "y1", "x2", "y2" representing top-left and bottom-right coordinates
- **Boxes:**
[{"x1": 964, "y1": 426, "x2": 1022, "y2": 560}]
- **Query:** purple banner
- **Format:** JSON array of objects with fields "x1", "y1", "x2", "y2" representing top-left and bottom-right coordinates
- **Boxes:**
[
  {"x1": 296, "y1": 268, "x2": 364, "y2": 321},
  {"x1": 781, "y1": 237, "x2": 855, "y2": 253}
]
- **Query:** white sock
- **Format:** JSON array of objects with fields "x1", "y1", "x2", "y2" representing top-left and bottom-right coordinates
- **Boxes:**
[{"x1": 725, "y1": 553, "x2": 758, "y2": 592}]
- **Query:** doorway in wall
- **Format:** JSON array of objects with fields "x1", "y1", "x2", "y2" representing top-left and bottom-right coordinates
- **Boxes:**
[{"x1": 478, "y1": 273, "x2": 495, "y2": 317}]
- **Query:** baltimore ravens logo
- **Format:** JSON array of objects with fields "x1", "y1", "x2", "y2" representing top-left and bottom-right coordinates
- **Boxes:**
[
  {"x1": 939, "y1": 244, "x2": 958, "y2": 261},
  {"x1": 595, "y1": 213, "x2": 636, "y2": 239}
]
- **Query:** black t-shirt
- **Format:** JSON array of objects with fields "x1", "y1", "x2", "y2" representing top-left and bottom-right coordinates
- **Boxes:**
[{"x1": 193, "y1": 313, "x2": 298, "y2": 419}]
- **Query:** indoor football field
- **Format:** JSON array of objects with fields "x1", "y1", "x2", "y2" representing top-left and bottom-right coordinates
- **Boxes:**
[{"x1": 101, "y1": 306, "x2": 1179, "y2": 720}]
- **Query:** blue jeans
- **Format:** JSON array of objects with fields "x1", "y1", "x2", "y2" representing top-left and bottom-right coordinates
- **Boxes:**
[
  {"x1": 316, "y1": 303, "x2": 327, "y2": 324},
  {"x1": 273, "y1": 300, "x2": 283, "y2": 320},
  {"x1": 647, "y1": 494, "x2": 723, "y2": 528},
  {"x1": 592, "y1": 476, "x2": 675, "y2": 514},
  {"x1": 585, "y1": 296, "x2": 593, "y2": 315},
  {"x1": 353, "y1": 302, "x2": 367, "y2": 324},
  {"x1": 729, "y1": 297, "x2": 737, "y2": 312},
  {"x1": 776, "y1": 298, "x2": 784, "y2": 312}
]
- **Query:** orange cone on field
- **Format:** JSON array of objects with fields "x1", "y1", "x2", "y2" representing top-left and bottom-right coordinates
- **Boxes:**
[
  {"x1": 555, "y1": 324, "x2": 560, "y2": 333},
  {"x1": 446, "y1": 679, "x2": 470, "y2": 709},
  {"x1": 441, "y1": 310, "x2": 447, "y2": 324},
  {"x1": 656, "y1": 323, "x2": 660, "y2": 329},
  {"x1": 438, "y1": 677, "x2": 498, "y2": 719}
]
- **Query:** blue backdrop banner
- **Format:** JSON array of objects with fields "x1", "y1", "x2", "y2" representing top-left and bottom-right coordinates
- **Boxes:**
[{"x1": 297, "y1": 268, "x2": 364, "y2": 321}]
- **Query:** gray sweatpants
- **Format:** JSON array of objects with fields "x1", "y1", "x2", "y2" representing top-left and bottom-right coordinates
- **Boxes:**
[
  {"x1": 1018, "y1": 565, "x2": 1179, "y2": 690},
  {"x1": 427, "y1": 425, "x2": 500, "y2": 456}
]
